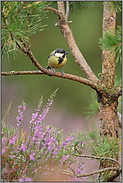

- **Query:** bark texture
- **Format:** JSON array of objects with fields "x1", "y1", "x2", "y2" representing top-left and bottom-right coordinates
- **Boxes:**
[
  {"x1": 101, "y1": 2, "x2": 116, "y2": 88},
  {"x1": 98, "y1": 2, "x2": 120, "y2": 181}
]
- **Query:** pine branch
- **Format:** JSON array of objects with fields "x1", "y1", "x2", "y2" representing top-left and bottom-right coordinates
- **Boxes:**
[
  {"x1": 72, "y1": 154, "x2": 121, "y2": 167},
  {"x1": 69, "y1": 1, "x2": 94, "y2": 14},
  {"x1": 11, "y1": 1, "x2": 26, "y2": 23},
  {"x1": 43, "y1": 5, "x2": 99, "y2": 83},
  {"x1": 77, "y1": 167, "x2": 121, "y2": 178},
  {"x1": 99, "y1": 26, "x2": 122, "y2": 63},
  {"x1": 1, "y1": 1, "x2": 49, "y2": 61}
]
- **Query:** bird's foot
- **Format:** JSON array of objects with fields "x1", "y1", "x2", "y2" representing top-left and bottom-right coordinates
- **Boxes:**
[
  {"x1": 52, "y1": 68, "x2": 56, "y2": 75},
  {"x1": 60, "y1": 68, "x2": 64, "y2": 77}
]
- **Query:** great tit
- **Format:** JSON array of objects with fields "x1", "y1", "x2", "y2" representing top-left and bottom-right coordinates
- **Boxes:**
[{"x1": 46, "y1": 48, "x2": 68, "y2": 77}]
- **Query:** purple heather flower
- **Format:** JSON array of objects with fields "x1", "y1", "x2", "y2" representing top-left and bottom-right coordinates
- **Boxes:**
[
  {"x1": 9, "y1": 136, "x2": 16, "y2": 145},
  {"x1": 9, "y1": 155, "x2": 14, "y2": 159},
  {"x1": 29, "y1": 93, "x2": 56, "y2": 133},
  {"x1": 18, "y1": 178, "x2": 24, "y2": 182},
  {"x1": 42, "y1": 172, "x2": 47, "y2": 176},
  {"x1": 48, "y1": 146, "x2": 54, "y2": 152},
  {"x1": 24, "y1": 177, "x2": 33, "y2": 182},
  {"x1": 38, "y1": 100, "x2": 53, "y2": 122},
  {"x1": 16, "y1": 102, "x2": 26, "y2": 128},
  {"x1": 2, "y1": 137, "x2": 7, "y2": 144},
  {"x1": 66, "y1": 136, "x2": 73, "y2": 142},
  {"x1": 30, "y1": 153, "x2": 35, "y2": 161},
  {"x1": 76, "y1": 164, "x2": 84, "y2": 174},
  {"x1": 19, "y1": 143, "x2": 26, "y2": 152},
  {"x1": 62, "y1": 141, "x2": 67, "y2": 147},
  {"x1": 61, "y1": 155, "x2": 69, "y2": 164},
  {"x1": 30, "y1": 112, "x2": 38, "y2": 124},
  {"x1": 1, "y1": 147, "x2": 6, "y2": 155},
  {"x1": 1, "y1": 137, "x2": 7, "y2": 154}
]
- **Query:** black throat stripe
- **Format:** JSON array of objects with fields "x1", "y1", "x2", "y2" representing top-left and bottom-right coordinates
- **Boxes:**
[{"x1": 58, "y1": 57, "x2": 64, "y2": 64}]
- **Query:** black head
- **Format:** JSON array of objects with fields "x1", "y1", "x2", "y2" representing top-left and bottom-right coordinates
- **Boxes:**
[{"x1": 55, "y1": 48, "x2": 68, "y2": 55}]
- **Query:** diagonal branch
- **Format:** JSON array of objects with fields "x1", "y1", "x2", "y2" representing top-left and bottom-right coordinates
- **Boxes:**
[{"x1": 43, "y1": 4, "x2": 99, "y2": 83}]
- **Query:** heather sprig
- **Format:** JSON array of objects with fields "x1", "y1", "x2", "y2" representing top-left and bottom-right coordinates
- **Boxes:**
[
  {"x1": 1, "y1": 89, "x2": 85, "y2": 182},
  {"x1": 29, "y1": 88, "x2": 58, "y2": 133},
  {"x1": 16, "y1": 101, "x2": 26, "y2": 129}
]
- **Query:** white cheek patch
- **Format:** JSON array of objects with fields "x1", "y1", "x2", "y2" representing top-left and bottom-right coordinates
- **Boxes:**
[{"x1": 55, "y1": 53, "x2": 64, "y2": 58}]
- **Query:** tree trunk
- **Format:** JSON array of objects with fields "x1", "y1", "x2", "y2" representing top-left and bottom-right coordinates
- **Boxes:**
[{"x1": 98, "y1": 2, "x2": 120, "y2": 181}]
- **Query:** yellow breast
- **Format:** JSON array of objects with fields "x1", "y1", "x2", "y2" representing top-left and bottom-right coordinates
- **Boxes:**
[{"x1": 48, "y1": 55, "x2": 67, "y2": 69}]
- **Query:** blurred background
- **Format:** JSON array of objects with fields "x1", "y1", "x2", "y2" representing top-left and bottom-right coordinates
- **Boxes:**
[{"x1": 1, "y1": 2, "x2": 121, "y2": 180}]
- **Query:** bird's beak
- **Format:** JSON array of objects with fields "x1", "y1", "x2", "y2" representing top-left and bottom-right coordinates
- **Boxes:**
[{"x1": 65, "y1": 52, "x2": 69, "y2": 54}]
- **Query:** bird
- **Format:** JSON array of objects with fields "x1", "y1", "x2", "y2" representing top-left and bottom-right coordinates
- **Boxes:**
[{"x1": 46, "y1": 48, "x2": 68, "y2": 77}]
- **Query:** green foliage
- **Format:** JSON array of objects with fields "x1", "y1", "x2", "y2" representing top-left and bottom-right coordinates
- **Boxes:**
[
  {"x1": 85, "y1": 121, "x2": 99, "y2": 142},
  {"x1": 108, "y1": 1, "x2": 122, "y2": 13},
  {"x1": 1, "y1": 1, "x2": 49, "y2": 61},
  {"x1": 115, "y1": 75, "x2": 122, "y2": 86},
  {"x1": 84, "y1": 92, "x2": 99, "y2": 120},
  {"x1": 69, "y1": 1, "x2": 94, "y2": 14},
  {"x1": 2, "y1": 123, "x2": 16, "y2": 138},
  {"x1": 91, "y1": 136, "x2": 119, "y2": 158},
  {"x1": 72, "y1": 131, "x2": 86, "y2": 154},
  {"x1": 99, "y1": 26, "x2": 122, "y2": 63},
  {"x1": 117, "y1": 96, "x2": 122, "y2": 114},
  {"x1": 2, "y1": 101, "x2": 12, "y2": 124},
  {"x1": 50, "y1": 1, "x2": 95, "y2": 14}
]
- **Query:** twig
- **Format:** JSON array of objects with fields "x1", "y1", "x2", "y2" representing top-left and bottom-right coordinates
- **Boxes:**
[
  {"x1": 60, "y1": 170, "x2": 73, "y2": 177},
  {"x1": 77, "y1": 167, "x2": 121, "y2": 178},
  {"x1": 72, "y1": 154, "x2": 121, "y2": 167},
  {"x1": 16, "y1": 159, "x2": 30, "y2": 181},
  {"x1": 65, "y1": 1, "x2": 69, "y2": 21},
  {"x1": 66, "y1": 164, "x2": 76, "y2": 175},
  {"x1": 47, "y1": 168, "x2": 73, "y2": 177},
  {"x1": 1, "y1": 70, "x2": 43, "y2": 76},
  {"x1": 43, "y1": 7, "x2": 64, "y2": 21}
]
